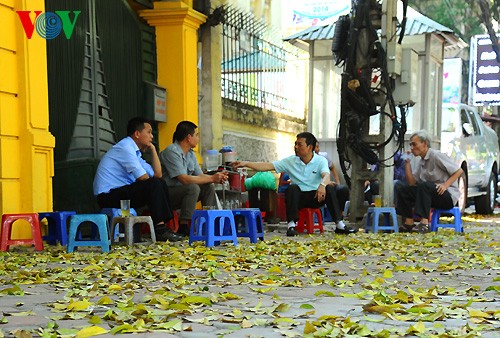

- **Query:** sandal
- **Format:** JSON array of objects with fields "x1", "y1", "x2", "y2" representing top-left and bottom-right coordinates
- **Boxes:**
[{"x1": 399, "y1": 223, "x2": 414, "y2": 233}]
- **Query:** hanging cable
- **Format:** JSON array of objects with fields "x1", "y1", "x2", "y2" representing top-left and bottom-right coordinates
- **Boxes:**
[{"x1": 333, "y1": 0, "x2": 408, "y2": 185}]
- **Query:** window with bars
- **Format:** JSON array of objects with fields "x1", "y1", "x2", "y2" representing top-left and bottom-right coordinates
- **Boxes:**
[{"x1": 221, "y1": 6, "x2": 307, "y2": 118}]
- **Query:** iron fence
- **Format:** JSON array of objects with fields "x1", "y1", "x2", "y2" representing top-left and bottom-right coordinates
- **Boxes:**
[{"x1": 221, "y1": 6, "x2": 307, "y2": 118}]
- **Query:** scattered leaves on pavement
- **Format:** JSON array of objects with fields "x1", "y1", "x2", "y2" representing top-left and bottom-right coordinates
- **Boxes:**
[{"x1": 0, "y1": 219, "x2": 499, "y2": 337}]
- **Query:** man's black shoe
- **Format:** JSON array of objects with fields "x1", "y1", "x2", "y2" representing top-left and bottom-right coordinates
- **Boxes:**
[
  {"x1": 286, "y1": 227, "x2": 299, "y2": 237},
  {"x1": 155, "y1": 226, "x2": 184, "y2": 242},
  {"x1": 177, "y1": 223, "x2": 190, "y2": 237},
  {"x1": 335, "y1": 226, "x2": 358, "y2": 234}
]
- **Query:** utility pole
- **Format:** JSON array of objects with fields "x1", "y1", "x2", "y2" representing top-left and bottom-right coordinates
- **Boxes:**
[{"x1": 336, "y1": 0, "x2": 403, "y2": 221}]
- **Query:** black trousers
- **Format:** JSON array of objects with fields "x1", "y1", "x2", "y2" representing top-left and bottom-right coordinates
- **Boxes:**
[
  {"x1": 285, "y1": 184, "x2": 342, "y2": 223},
  {"x1": 396, "y1": 181, "x2": 454, "y2": 219},
  {"x1": 97, "y1": 177, "x2": 173, "y2": 225},
  {"x1": 333, "y1": 184, "x2": 350, "y2": 213}
]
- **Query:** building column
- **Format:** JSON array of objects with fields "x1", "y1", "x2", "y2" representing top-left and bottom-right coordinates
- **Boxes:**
[
  {"x1": 199, "y1": 1, "x2": 223, "y2": 154},
  {"x1": 140, "y1": 1, "x2": 206, "y2": 151},
  {"x1": 0, "y1": 0, "x2": 55, "y2": 217}
]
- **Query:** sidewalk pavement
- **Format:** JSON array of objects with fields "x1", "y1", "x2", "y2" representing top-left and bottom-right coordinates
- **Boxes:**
[{"x1": 0, "y1": 214, "x2": 499, "y2": 337}]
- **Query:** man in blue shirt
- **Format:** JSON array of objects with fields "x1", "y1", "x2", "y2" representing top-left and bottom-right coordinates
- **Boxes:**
[
  {"x1": 93, "y1": 117, "x2": 183, "y2": 242},
  {"x1": 160, "y1": 121, "x2": 228, "y2": 235},
  {"x1": 232, "y1": 132, "x2": 357, "y2": 236}
]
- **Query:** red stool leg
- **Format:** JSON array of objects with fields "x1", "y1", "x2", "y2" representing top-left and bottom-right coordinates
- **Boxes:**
[
  {"x1": 29, "y1": 214, "x2": 43, "y2": 251},
  {"x1": 1, "y1": 215, "x2": 13, "y2": 251},
  {"x1": 314, "y1": 209, "x2": 324, "y2": 233},
  {"x1": 166, "y1": 210, "x2": 179, "y2": 233},
  {"x1": 305, "y1": 209, "x2": 315, "y2": 234},
  {"x1": 296, "y1": 209, "x2": 306, "y2": 233}
]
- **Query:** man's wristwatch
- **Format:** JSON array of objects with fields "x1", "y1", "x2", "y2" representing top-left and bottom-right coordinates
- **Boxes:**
[{"x1": 320, "y1": 182, "x2": 326, "y2": 187}]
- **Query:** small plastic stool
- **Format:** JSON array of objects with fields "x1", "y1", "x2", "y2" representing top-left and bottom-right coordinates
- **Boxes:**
[
  {"x1": 321, "y1": 205, "x2": 332, "y2": 222},
  {"x1": 166, "y1": 210, "x2": 179, "y2": 233},
  {"x1": 344, "y1": 201, "x2": 350, "y2": 216},
  {"x1": 67, "y1": 214, "x2": 110, "y2": 253},
  {"x1": 189, "y1": 210, "x2": 238, "y2": 247},
  {"x1": 100, "y1": 208, "x2": 138, "y2": 240},
  {"x1": 1, "y1": 213, "x2": 44, "y2": 251},
  {"x1": 111, "y1": 216, "x2": 156, "y2": 245},
  {"x1": 296, "y1": 208, "x2": 323, "y2": 234},
  {"x1": 232, "y1": 208, "x2": 264, "y2": 243},
  {"x1": 39, "y1": 211, "x2": 76, "y2": 246},
  {"x1": 276, "y1": 193, "x2": 287, "y2": 222},
  {"x1": 365, "y1": 207, "x2": 399, "y2": 233},
  {"x1": 430, "y1": 207, "x2": 463, "y2": 233}
]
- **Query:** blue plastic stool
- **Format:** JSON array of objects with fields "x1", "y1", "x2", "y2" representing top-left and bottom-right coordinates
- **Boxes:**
[
  {"x1": 100, "y1": 208, "x2": 138, "y2": 240},
  {"x1": 232, "y1": 208, "x2": 264, "y2": 243},
  {"x1": 39, "y1": 211, "x2": 76, "y2": 246},
  {"x1": 189, "y1": 210, "x2": 238, "y2": 247},
  {"x1": 320, "y1": 205, "x2": 332, "y2": 222},
  {"x1": 67, "y1": 214, "x2": 110, "y2": 253},
  {"x1": 344, "y1": 201, "x2": 350, "y2": 216},
  {"x1": 430, "y1": 207, "x2": 463, "y2": 233},
  {"x1": 365, "y1": 207, "x2": 399, "y2": 233}
]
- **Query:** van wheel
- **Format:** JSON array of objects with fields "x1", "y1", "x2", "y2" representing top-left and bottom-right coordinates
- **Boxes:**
[
  {"x1": 457, "y1": 171, "x2": 467, "y2": 213},
  {"x1": 475, "y1": 173, "x2": 496, "y2": 214}
]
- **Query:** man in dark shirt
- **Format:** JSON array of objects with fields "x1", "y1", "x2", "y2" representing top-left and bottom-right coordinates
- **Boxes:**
[{"x1": 160, "y1": 121, "x2": 228, "y2": 235}]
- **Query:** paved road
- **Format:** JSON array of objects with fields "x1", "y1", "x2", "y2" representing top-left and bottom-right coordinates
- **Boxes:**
[{"x1": 1, "y1": 215, "x2": 499, "y2": 337}]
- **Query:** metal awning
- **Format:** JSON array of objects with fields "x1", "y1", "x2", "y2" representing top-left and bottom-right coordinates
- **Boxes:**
[{"x1": 284, "y1": 6, "x2": 467, "y2": 50}]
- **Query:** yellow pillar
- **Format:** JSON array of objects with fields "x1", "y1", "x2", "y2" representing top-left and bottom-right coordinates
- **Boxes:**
[
  {"x1": 140, "y1": 1, "x2": 206, "y2": 151},
  {"x1": 1, "y1": 0, "x2": 55, "y2": 237}
]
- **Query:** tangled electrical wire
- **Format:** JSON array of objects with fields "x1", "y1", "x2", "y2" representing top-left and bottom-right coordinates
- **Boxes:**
[{"x1": 332, "y1": 0, "x2": 409, "y2": 187}]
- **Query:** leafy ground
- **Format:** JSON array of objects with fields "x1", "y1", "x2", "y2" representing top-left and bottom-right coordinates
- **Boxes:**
[{"x1": 0, "y1": 218, "x2": 499, "y2": 338}]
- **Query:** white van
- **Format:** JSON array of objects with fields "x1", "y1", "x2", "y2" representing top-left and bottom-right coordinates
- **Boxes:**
[{"x1": 441, "y1": 103, "x2": 499, "y2": 214}]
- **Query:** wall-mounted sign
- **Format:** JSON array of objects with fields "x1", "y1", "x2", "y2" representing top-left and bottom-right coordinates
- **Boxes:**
[
  {"x1": 470, "y1": 34, "x2": 500, "y2": 106},
  {"x1": 443, "y1": 58, "x2": 462, "y2": 104},
  {"x1": 144, "y1": 82, "x2": 167, "y2": 122},
  {"x1": 153, "y1": 87, "x2": 166, "y2": 122}
]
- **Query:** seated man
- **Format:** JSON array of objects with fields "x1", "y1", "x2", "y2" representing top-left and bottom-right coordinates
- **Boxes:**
[
  {"x1": 93, "y1": 117, "x2": 183, "y2": 242},
  {"x1": 396, "y1": 130, "x2": 463, "y2": 233},
  {"x1": 159, "y1": 121, "x2": 228, "y2": 235},
  {"x1": 365, "y1": 150, "x2": 407, "y2": 205},
  {"x1": 315, "y1": 143, "x2": 350, "y2": 212},
  {"x1": 232, "y1": 132, "x2": 357, "y2": 236}
]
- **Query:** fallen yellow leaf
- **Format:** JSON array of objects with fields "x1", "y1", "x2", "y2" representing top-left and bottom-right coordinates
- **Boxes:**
[{"x1": 75, "y1": 325, "x2": 108, "y2": 338}]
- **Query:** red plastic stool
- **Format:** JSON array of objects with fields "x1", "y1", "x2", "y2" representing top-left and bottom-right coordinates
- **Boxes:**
[
  {"x1": 166, "y1": 210, "x2": 179, "y2": 233},
  {"x1": 296, "y1": 208, "x2": 324, "y2": 234},
  {"x1": 276, "y1": 193, "x2": 287, "y2": 222},
  {"x1": 1, "y1": 213, "x2": 44, "y2": 251}
]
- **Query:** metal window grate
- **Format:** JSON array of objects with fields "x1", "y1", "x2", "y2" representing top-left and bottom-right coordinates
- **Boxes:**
[{"x1": 221, "y1": 6, "x2": 306, "y2": 117}]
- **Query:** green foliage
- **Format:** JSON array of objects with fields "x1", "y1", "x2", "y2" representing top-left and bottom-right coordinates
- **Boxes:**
[{"x1": 408, "y1": 0, "x2": 486, "y2": 43}]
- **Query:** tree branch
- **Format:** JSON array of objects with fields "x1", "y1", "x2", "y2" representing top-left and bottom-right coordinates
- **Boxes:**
[{"x1": 478, "y1": 0, "x2": 500, "y2": 63}]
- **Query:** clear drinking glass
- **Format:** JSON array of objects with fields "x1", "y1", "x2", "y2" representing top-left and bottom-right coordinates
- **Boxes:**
[{"x1": 120, "y1": 199, "x2": 131, "y2": 217}]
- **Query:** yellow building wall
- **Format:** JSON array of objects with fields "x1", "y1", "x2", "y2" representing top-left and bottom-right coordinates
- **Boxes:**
[{"x1": 0, "y1": 0, "x2": 55, "y2": 238}]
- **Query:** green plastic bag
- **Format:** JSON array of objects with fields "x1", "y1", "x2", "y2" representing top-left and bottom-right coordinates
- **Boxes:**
[{"x1": 245, "y1": 172, "x2": 277, "y2": 190}]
